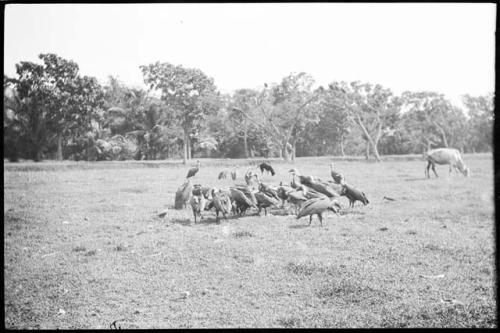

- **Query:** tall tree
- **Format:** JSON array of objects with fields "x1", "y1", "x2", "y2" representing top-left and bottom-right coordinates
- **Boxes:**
[
  {"x1": 401, "y1": 91, "x2": 468, "y2": 152},
  {"x1": 232, "y1": 72, "x2": 322, "y2": 161},
  {"x1": 7, "y1": 54, "x2": 104, "y2": 161},
  {"x1": 140, "y1": 62, "x2": 220, "y2": 164},
  {"x1": 6, "y1": 61, "x2": 53, "y2": 161},
  {"x1": 462, "y1": 93, "x2": 494, "y2": 152},
  {"x1": 327, "y1": 81, "x2": 402, "y2": 161}
]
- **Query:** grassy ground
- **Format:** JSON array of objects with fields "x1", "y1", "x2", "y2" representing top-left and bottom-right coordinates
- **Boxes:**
[{"x1": 4, "y1": 154, "x2": 496, "y2": 328}]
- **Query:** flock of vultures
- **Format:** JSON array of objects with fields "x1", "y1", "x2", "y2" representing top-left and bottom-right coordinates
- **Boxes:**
[
  {"x1": 170, "y1": 148, "x2": 470, "y2": 226},
  {"x1": 173, "y1": 160, "x2": 369, "y2": 227}
]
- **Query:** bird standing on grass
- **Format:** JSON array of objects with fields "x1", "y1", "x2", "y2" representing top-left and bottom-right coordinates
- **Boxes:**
[
  {"x1": 212, "y1": 189, "x2": 232, "y2": 223},
  {"x1": 341, "y1": 184, "x2": 369, "y2": 208},
  {"x1": 175, "y1": 179, "x2": 193, "y2": 210},
  {"x1": 190, "y1": 194, "x2": 206, "y2": 223},
  {"x1": 187, "y1": 160, "x2": 201, "y2": 179},
  {"x1": 255, "y1": 191, "x2": 279, "y2": 216},
  {"x1": 330, "y1": 163, "x2": 346, "y2": 185},
  {"x1": 259, "y1": 162, "x2": 275, "y2": 176},
  {"x1": 296, "y1": 197, "x2": 342, "y2": 227}
]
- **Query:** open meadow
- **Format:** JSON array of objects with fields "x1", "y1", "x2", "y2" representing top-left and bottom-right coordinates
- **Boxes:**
[{"x1": 3, "y1": 154, "x2": 496, "y2": 328}]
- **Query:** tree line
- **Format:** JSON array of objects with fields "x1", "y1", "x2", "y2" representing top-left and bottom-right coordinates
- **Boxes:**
[{"x1": 3, "y1": 53, "x2": 494, "y2": 163}]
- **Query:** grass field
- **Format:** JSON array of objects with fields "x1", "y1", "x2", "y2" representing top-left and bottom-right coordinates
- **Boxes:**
[{"x1": 4, "y1": 154, "x2": 497, "y2": 328}]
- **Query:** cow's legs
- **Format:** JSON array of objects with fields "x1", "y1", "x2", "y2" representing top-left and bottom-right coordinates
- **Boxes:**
[
  {"x1": 425, "y1": 161, "x2": 431, "y2": 178},
  {"x1": 431, "y1": 162, "x2": 438, "y2": 177}
]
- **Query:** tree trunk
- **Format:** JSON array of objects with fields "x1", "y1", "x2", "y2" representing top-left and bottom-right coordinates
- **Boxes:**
[
  {"x1": 187, "y1": 135, "x2": 191, "y2": 160},
  {"x1": 282, "y1": 140, "x2": 290, "y2": 162},
  {"x1": 33, "y1": 147, "x2": 43, "y2": 162},
  {"x1": 291, "y1": 141, "x2": 296, "y2": 162},
  {"x1": 243, "y1": 119, "x2": 249, "y2": 158},
  {"x1": 56, "y1": 134, "x2": 63, "y2": 161},
  {"x1": 340, "y1": 133, "x2": 345, "y2": 157},
  {"x1": 183, "y1": 130, "x2": 188, "y2": 164},
  {"x1": 371, "y1": 140, "x2": 381, "y2": 161},
  {"x1": 365, "y1": 141, "x2": 370, "y2": 160},
  {"x1": 355, "y1": 115, "x2": 381, "y2": 162}
]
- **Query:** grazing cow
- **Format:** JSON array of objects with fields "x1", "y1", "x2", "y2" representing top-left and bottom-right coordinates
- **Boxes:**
[{"x1": 424, "y1": 148, "x2": 470, "y2": 178}]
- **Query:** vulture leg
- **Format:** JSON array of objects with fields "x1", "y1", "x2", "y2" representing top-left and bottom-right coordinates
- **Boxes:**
[
  {"x1": 318, "y1": 213, "x2": 323, "y2": 227},
  {"x1": 216, "y1": 211, "x2": 219, "y2": 223},
  {"x1": 308, "y1": 215, "x2": 313, "y2": 225}
]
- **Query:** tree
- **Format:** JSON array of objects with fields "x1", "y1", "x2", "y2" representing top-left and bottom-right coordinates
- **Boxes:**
[
  {"x1": 7, "y1": 54, "x2": 105, "y2": 161},
  {"x1": 401, "y1": 91, "x2": 469, "y2": 153},
  {"x1": 6, "y1": 61, "x2": 53, "y2": 161},
  {"x1": 462, "y1": 93, "x2": 494, "y2": 152},
  {"x1": 305, "y1": 88, "x2": 352, "y2": 156},
  {"x1": 229, "y1": 89, "x2": 260, "y2": 158},
  {"x1": 327, "y1": 81, "x2": 402, "y2": 161},
  {"x1": 40, "y1": 54, "x2": 105, "y2": 160},
  {"x1": 232, "y1": 72, "x2": 322, "y2": 161},
  {"x1": 140, "y1": 62, "x2": 220, "y2": 164}
]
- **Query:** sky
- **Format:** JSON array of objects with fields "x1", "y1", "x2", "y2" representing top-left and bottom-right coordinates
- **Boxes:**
[{"x1": 4, "y1": 3, "x2": 496, "y2": 106}]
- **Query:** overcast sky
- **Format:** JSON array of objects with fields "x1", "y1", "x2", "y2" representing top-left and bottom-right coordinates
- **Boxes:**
[{"x1": 4, "y1": 3, "x2": 496, "y2": 106}]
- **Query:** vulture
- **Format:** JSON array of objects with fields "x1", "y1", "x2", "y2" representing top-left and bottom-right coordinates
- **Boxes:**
[
  {"x1": 341, "y1": 184, "x2": 369, "y2": 208},
  {"x1": 244, "y1": 170, "x2": 259, "y2": 187},
  {"x1": 218, "y1": 170, "x2": 228, "y2": 180},
  {"x1": 258, "y1": 182, "x2": 280, "y2": 201},
  {"x1": 330, "y1": 163, "x2": 346, "y2": 185},
  {"x1": 277, "y1": 184, "x2": 295, "y2": 208},
  {"x1": 192, "y1": 184, "x2": 212, "y2": 200},
  {"x1": 289, "y1": 168, "x2": 316, "y2": 186},
  {"x1": 259, "y1": 162, "x2": 275, "y2": 176},
  {"x1": 297, "y1": 197, "x2": 342, "y2": 226},
  {"x1": 287, "y1": 189, "x2": 309, "y2": 214},
  {"x1": 255, "y1": 192, "x2": 280, "y2": 216},
  {"x1": 186, "y1": 160, "x2": 201, "y2": 179},
  {"x1": 174, "y1": 179, "x2": 193, "y2": 210},
  {"x1": 229, "y1": 187, "x2": 256, "y2": 215},
  {"x1": 212, "y1": 189, "x2": 232, "y2": 223},
  {"x1": 189, "y1": 194, "x2": 206, "y2": 223}
]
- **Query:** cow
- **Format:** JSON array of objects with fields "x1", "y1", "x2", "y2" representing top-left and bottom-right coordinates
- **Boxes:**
[{"x1": 424, "y1": 148, "x2": 470, "y2": 178}]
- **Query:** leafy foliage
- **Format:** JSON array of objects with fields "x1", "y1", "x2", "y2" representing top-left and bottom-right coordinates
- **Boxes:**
[{"x1": 3, "y1": 53, "x2": 493, "y2": 162}]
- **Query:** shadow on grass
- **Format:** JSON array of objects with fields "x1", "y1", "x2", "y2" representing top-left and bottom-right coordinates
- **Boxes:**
[
  {"x1": 172, "y1": 213, "x2": 248, "y2": 226},
  {"x1": 170, "y1": 218, "x2": 192, "y2": 226},
  {"x1": 268, "y1": 207, "x2": 295, "y2": 216},
  {"x1": 289, "y1": 224, "x2": 309, "y2": 229},
  {"x1": 403, "y1": 177, "x2": 428, "y2": 182}
]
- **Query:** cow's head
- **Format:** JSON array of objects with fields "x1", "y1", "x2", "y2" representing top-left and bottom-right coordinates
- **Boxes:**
[{"x1": 463, "y1": 166, "x2": 471, "y2": 177}]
